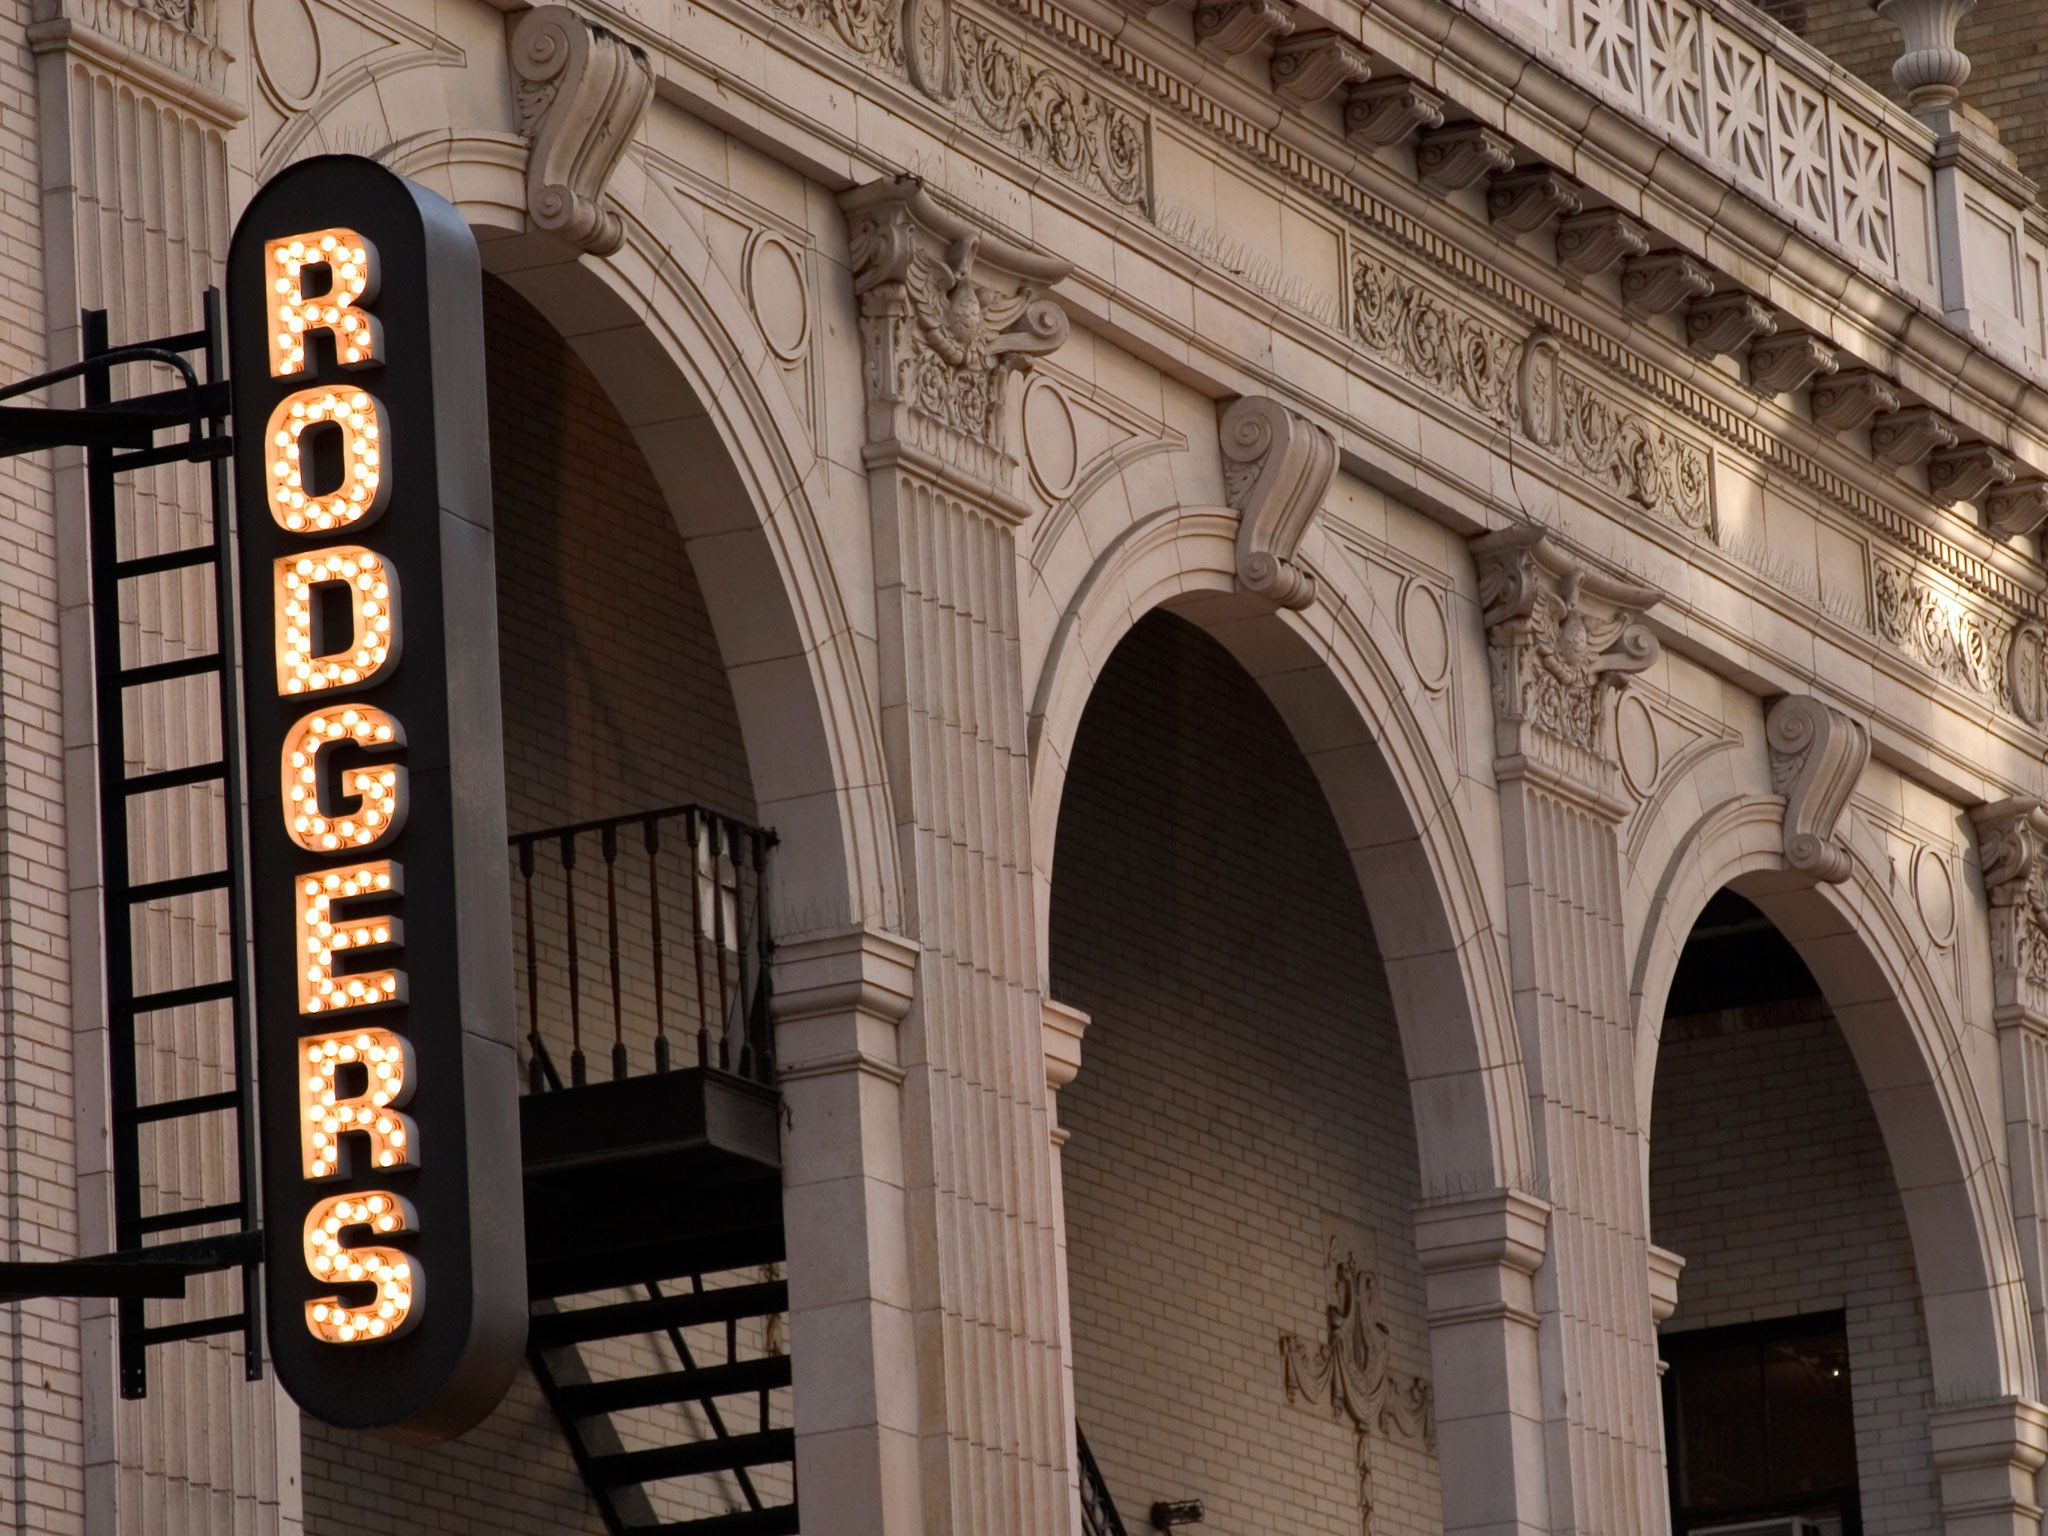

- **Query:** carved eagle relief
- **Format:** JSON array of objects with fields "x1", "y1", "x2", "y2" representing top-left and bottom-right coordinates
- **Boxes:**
[{"x1": 905, "y1": 232, "x2": 1037, "y2": 372}]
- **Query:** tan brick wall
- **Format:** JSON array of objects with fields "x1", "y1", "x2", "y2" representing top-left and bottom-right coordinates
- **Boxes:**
[
  {"x1": 1650, "y1": 1008, "x2": 1938, "y2": 1534},
  {"x1": 1050, "y1": 610, "x2": 1442, "y2": 1535},
  {"x1": 301, "y1": 276, "x2": 776, "y2": 1533}
]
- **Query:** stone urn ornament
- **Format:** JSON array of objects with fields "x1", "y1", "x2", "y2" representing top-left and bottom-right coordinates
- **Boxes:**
[{"x1": 1872, "y1": 0, "x2": 1976, "y2": 110}]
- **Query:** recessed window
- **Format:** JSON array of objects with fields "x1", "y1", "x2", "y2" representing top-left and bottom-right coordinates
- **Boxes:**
[{"x1": 1662, "y1": 1311, "x2": 1860, "y2": 1535}]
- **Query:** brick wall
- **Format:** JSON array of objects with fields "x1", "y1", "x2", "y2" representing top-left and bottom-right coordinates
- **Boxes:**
[
  {"x1": 1050, "y1": 610, "x2": 1442, "y2": 1535},
  {"x1": 1649, "y1": 1006, "x2": 1938, "y2": 1534},
  {"x1": 301, "y1": 279, "x2": 774, "y2": 1533}
]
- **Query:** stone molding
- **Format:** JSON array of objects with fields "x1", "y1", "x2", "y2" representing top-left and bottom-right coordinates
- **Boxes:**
[
  {"x1": 1555, "y1": 209, "x2": 1650, "y2": 280},
  {"x1": 1927, "y1": 1398, "x2": 2048, "y2": 1531},
  {"x1": 1042, "y1": 999, "x2": 1089, "y2": 1146},
  {"x1": 1765, "y1": 694, "x2": 1869, "y2": 884},
  {"x1": 1811, "y1": 368, "x2": 1903, "y2": 434},
  {"x1": 1486, "y1": 165, "x2": 1582, "y2": 234},
  {"x1": 1973, "y1": 798, "x2": 2048, "y2": 1024},
  {"x1": 1415, "y1": 123, "x2": 1514, "y2": 194},
  {"x1": 1342, "y1": 78, "x2": 1444, "y2": 148},
  {"x1": 1990, "y1": 480, "x2": 2048, "y2": 541},
  {"x1": 1193, "y1": 0, "x2": 1293, "y2": 57},
  {"x1": 1220, "y1": 395, "x2": 1338, "y2": 610},
  {"x1": 841, "y1": 174, "x2": 1072, "y2": 495},
  {"x1": 770, "y1": 924, "x2": 919, "y2": 1084},
  {"x1": 1748, "y1": 332, "x2": 1839, "y2": 397},
  {"x1": 1473, "y1": 528, "x2": 1661, "y2": 800},
  {"x1": 1929, "y1": 442, "x2": 2019, "y2": 508},
  {"x1": 1872, "y1": 405, "x2": 1960, "y2": 470},
  {"x1": 1686, "y1": 291, "x2": 1777, "y2": 359},
  {"x1": 1620, "y1": 251, "x2": 1715, "y2": 319},
  {"x1": 511, "y1": 6, "x2": 654, "y2": 258},
  {"x1": 1411, "y1": 1187, "x2": 1550, "y2": 1327},
  {"x1": 1646, "y1": 1244, "x2": 1684, "y2": 1327},
  {"x1": 1270, "y1": 29, "x2": 1371, "y2": 106}
]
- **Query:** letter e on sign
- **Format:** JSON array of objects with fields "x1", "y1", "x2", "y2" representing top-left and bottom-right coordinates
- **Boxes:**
[{"x1": 228, "y1": 156, "x2": 523, "y2": 1442}]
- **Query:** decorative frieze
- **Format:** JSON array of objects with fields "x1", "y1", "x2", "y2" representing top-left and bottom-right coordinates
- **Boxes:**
[
  {"x1": 765, "y1": 0, "x2": 901, "y2": 68},
  {"x1": 1555, "y1": 209, "x2": 1651, "y2": 279},
  {"x1": 1765, "y1": 694, "x2": 1869, "y2": 884},
  {"x1": 1685, "y1": 292, "x2": 1777, "y2": 358},
  {"x1": 1871, "y1": 556, "x2": 2006, "y2": 699},
  {"x1": 1522, "y1": 336, "x2": 1715, "y2": 535},
  {"x1": 1990, "y1": 480, "x2": 2048, "y2": 541},
  {"x1": 1416, "y1": 123, "x2": 1515, "y2": 194},
  {"x1": 1343, "y1": 79, "x2": 1444, "y2": 148},
  {"x1": 510, "y1": 7, "x2": 655, "y2": 257},
  {"x1": 1747, "y1": 332, "x2": 1839, "y2": 397},
  {"x1": 1194, "y1": 0, "x2": 1293, "y2": 57},
  {"x1": 1487, "y1": 166, "x2": 1583, "y2": 234},
  {"x1": 1811, "y1": 369, "x2": 1902, "y2": 434},
  {"x1": 1620, "y1": 250, "x2": 1715, "y2": 319},
  {"x1": 1928, "y1": 443, "x2": 2018, "y2": 508},
  {"x1": 1270, "y1": 30, "x2": 1371, "y2": 105},
  {"x1": 1872, "y1": 405, "x2": 1960, "y2": 470},
  {"x1": 1351, "y1": 252, "x2": 1518, "y2": 424},
  {"x1": 841, "y1": 175, "x2": 1071, "y2": 491},
  {"x1": 953, "y1": 18, "x2": 1150, "y2": 211},
  {"x1": 1220, "y1": 396, "x2": 1338, "y2": 610}
]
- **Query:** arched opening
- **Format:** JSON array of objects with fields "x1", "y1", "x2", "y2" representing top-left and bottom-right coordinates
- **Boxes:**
[
  {"x1": 300, "y1": 272, "x2": 791, "y2": 1534},
  {"x1": 1050, "y1": 609, "x2": 1443, "y2": 1534},
  {"x1": 1650, "y1": 888, "x2": 1936, "y2": 1535}
]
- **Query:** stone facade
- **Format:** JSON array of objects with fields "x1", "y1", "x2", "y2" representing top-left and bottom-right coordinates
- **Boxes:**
[{"x1": 8, "y1": 0, "x2": 2048, "y2": 1533}]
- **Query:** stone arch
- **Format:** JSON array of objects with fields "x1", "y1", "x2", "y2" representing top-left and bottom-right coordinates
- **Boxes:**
[
  {"x1": 368, "y1": 134, "x2": 900, "y2": 940},
  {"x1": 1630, "y1": 792, "x2": 2037, "y2": 1403},
  {"x1": 1029, "y1": 500, "x2": 1534, "y2": 1197}
]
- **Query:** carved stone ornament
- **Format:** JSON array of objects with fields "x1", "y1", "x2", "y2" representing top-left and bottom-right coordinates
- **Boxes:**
[
  {"x1": 1220, "y1": 396, "x2": 1338, "y2": 610},
  {"x1": 1271, "y1": 30, "x2": 1372, "y2": 105},
  {"x1": 1416, "y1": 124, "x2": 1516, "y2": 194},
  {"x1": 1620, "y1": 251, "x2": 1716, "y2": 319},
  {"x1": 1874, "y1": 0, "x2": 1978, "y2": 109},
  {"x1": 1472, "y1": 527, "x2": 1661, "y2": 770},
  {"x1": 1971, "y1": 797, "x2": 2048, "y2": 1015},
  {"x1": 1748, "y1": 333, "x2": 1840, "y2": 397},
  {"x1": 1280, "y1": 1242, "x2": 1435, "y2": 1536},
  {"x1": 1344, "y1": 79, "x2": 1445, "y2": 148},
  {"x1": 1871, "y1": 405, "x2": 1960, "y2": 469},
  {"x1": 1810, "y1": 368, "x2": 1902, "y2": 434},
  {"x1": 1487, "y1": 166, "x2": 1584, "y2": 234},
  {"x1": 1194, "y1": 0, "x2": 1294, "y2": 57},
  {"x1": 1927, "y1": 442, "x2": 2018, "y2": 507},
  {"x1": 1555, "y1": 209, "x2": 1651, "y2": 280},
  {"x1": 510, "y1": 6, "x2": 655, "y2": 257},
  {"x1": 840, "y1": 175, "x2": 1072, "y2": 490},
  {"x1": 1686, "y1": 292, "x2": 1777, "y2": 358},
  {"x1": 1765, "y1": 694, "x2": 1869, "y2": 884},
  {"x1": 952, "y1": 18, "x2": 1150, "y2": 211},
  {"x1": 1989, "y1": 479, "x2": 2048, "y2": 540}
]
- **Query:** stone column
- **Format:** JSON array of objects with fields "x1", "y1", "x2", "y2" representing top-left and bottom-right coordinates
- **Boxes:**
[
  {"x1": 839, "y1": 174, "x2": 1074, "y2": 1536},
  {"x1": 1469, "y1": 528, "x2": 1667, "y2": 1536},
  {"x1": 1042, "y1": 999, "x2": 1089, "y2": 1536}
]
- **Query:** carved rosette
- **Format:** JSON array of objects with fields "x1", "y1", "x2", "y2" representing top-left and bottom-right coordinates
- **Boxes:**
[
  {"x1": 511, "y1": 7, "x2": 655, "y2": 257},
  {"x1": 841, "y1": 175, "x2": 1072, "y2": 498},
  {"x1": 1472, "y1": 528, "x2": 1661, "y2": 802},
  {"x1": 1220, "y1": 396, "x2": 1338, "y2": 609},
  {"x1": 1973, "y1": 798, "x2": 2048, "y2": 1019},
  {"x1": 1766, "y1": 695, "x2": 1869, "y2": 883}
]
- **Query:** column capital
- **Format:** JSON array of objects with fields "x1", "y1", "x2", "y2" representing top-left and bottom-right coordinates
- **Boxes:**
[
  {"x1": 841, "y1": 175, "x2": 1072, "y2": 509},
  {"x1": 1412, "y1": 1187, "x2": 1551, "y2": 1328},
  {"x1": 1471, "y1": 527, "x2": 1661, "y2": 812},
  {"x1": 1972, "y1": 798, "x2": 2048, "y2": 1028},
  {"x1": 771, "y1": 924, "x2": 920, "y2": 1083},
  {"x1": 1929, "y1": 1397, "x2": 2048, "y2": 1533}
]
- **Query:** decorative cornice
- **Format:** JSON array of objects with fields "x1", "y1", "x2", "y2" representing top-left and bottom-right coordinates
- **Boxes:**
[
  {"x1": 841, "y1": 174, "x2": 1072, "y2": 493},
  {"x1": 1343, "y1": 78, "x2": 1443, "y2": 148},
  {"x1": 1555, "y1": 210, "x2": 1650, "y2": 280},
  {"x1": 1193, "y1": 0, "x2": 1292, "y2": 57},
  {"x1": 1220, "y1": 396, "x2": 1338, "y2": 610},
  {"x1": 1972, "y1": 798, "x2": 2048, "y2": 1023},
  {"x1": 1686, "y1": 292, "x2": 1777, "y2": 359},
  {"x1": 1811, "y1": 369, "x2": 1903, "y2": 434},
  {"x1": 1928, "y1": 442, "x2": 2018, "y2": 508},
  {"x1": 1990, "y1": 480, "x2": 2048, "y2": 540},
  {"x1": 1486, "y1": 166, "x2": 1583, "y2": 235},
  {"x1": 1748, "y1": 333, "x2": 1839, "y2": 397},
  {"x1": 1270, "y1": 29, "x2": 1370, "y2": 106},
  {"x1": 1620, "y1": 251, "x2": 1715, "y2": 319},
  {"x1": 510, "y1": 6, "x2": 654, "y2": 257},
  {"x1": 1472, "y1": 528, "x2": 1661, "y2": 799},
  {"x1": 1765, "y1": 694, "x2": 1870, "y2": 884},
  {"x1": 1416, "y1": 123, "x2": 1514, "y2": 195},
  {"x1": 1872, "y1": 405, "x2": 1960, "y2": 470}
]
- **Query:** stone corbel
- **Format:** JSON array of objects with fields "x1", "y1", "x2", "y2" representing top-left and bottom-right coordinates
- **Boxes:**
[
  {"x1": 1686, "y1": 292, "x2": 1777, "y2": 358},
  {"x1": 1487, "y1": 166, "x2": 1583, "y2": 234},
  {"x1": 1042, "y1": 999, "x2": 1090, "y2": 1146},
  {"x1": 1471, "y1": 527, "x2": 1661, "y2": 794},
  {"x1": 1220, "y1": 396, "x2": 1338, "y2": 610},
  {"x1": 1647, "y1": 1243, "x2": 1685, "y2": 1376},
  {"x1": 1928, "y1": 1399, "x2": 2048, "y2": 1536},
  {"x1": 1195, "y1": 0, "x2": 1293, "y2": 56},
  {"x1": 1927, "y1": 442, "x2": 2017, "y2": 507},
  {"x1": 510, "y1": 5, "x2": 655, "y2": 257},
  {"x1": 1810, "y1": 368, "x2": 1902, "y2": 434},
  {"x1": 1555, "y1": 209, "x2": 1650, "y2": 280},
  {"x1": 840, "y1": 175, "x2": 1072, "y2": 497},
  {"x1": 1972, "y1": 798, "x2": 2048, "y2": 1020},
  {"x1": 1344, "y1": 79, "x2": 1444, "y2": 148},
  {"x1": 1765, "y1": 694, "x2": 1869, "y2": 885},
  {"x1": 1620, "y1": 251, "x2": 1716, "y2": 319},
  {"x1": 1412, "y1": 1188, "x2": 1549, "y2": 1327},
  {"x1": 1747, "y1": 332, "x2": 1839, "y2": 397},
  {"x1": 1416, "y1": 124, "x2": 1516, "y2": 194},
  {"x1": 1871, "y1": 405, "x2": 1960, "y2": 469},
  {"x1": 1270, "y1": 30, "x2": 1370, "y2": 105},
  {"x1": 1989, "y1": 479, "x2": 2048, "y2": 540}
]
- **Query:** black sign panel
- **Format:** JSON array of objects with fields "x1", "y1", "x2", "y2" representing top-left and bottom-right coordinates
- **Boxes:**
[{"x1": 227, "y1": 156, "x2": 524, "y2": 1441}]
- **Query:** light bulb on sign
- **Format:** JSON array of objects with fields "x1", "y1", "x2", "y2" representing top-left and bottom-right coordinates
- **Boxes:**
[
  {"x1": 267, "y1": 230, "x2": 382, "y2": 377},
  {"x1": 298, "y1": 1028, "x2": 416, "y2": 1179},
  {"x1": 265, "y1": 388, "x2": 389, "y2": 534},
  {"x1": 281, "y1": 704, "x2": 407, "y2": 853},
  {"x1": 275, "y1": 547, "x2": 401, "y2": 695},
  {"x1": 295, "y1": 860, "x2": 406, "y2": 1016},
  {"x1": 303, "y1": 1191, "x2": 419, "y2": 1344}
]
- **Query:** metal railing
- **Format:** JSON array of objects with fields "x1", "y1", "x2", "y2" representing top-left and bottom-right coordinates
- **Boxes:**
[
  {"x1": 510, "y1": 804, "x2": 775, "y2": 1092},
  {"x1": 1078, "y1": 1430, "x2": 1129, "y2": 1536}
]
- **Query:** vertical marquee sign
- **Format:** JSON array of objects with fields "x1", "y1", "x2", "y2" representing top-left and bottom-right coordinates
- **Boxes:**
[{"x1": 227, "y1": 156, "x2": 525, "y2": 1440}]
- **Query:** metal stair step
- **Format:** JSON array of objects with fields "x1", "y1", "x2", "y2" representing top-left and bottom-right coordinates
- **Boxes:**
[
  {"x1": 556, "y1": 1353, "x2": 792, "y2": 1418},
  {"x1": 634, "y1": 1505, "x2": 801, "y2": 1536},
  {"x1": 530, "y1": 1281, "x2": 789, "y2": 1350},
  {"x1": 590, "y1": 1427, "x2": 795, "y2": 1487}
]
